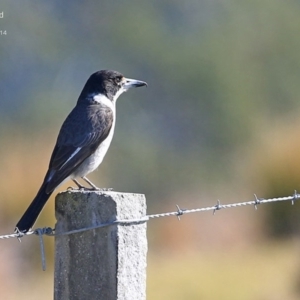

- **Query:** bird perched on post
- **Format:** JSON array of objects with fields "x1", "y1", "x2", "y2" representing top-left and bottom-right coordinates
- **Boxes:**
[{"x1": 15, "y1": 70, "x2": 147, "y2": 233}]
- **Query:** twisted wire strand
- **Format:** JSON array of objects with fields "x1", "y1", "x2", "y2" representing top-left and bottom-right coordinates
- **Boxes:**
[{"x1": 1, "y1": 192, "x2": 298, "y2": 240}]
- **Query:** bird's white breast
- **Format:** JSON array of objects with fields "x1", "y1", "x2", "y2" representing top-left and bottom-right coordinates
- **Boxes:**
[
  {"x1": 74, "y1": 122, "x2": 115, "y2": 177},
  {"x1": 70, "y1": 94, "x2": 116, "y2": 178}
]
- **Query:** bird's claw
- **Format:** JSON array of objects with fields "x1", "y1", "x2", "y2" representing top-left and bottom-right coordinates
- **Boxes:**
[
  {"x1": 67, "y1": 186, "x2": 85, "y2": 191},
  {"x1": 67, "y1": 186, "x2": 113, "y2": 192}
]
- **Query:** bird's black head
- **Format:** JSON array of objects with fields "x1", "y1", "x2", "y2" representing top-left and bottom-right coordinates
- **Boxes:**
[{"x1": 78, "y1": 70, "x2": 147, "y2": 103}]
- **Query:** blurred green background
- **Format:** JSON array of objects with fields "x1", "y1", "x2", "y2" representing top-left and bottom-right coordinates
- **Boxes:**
[{"x1": 2, "y1": 0, "x2": 300, "y2": 299}]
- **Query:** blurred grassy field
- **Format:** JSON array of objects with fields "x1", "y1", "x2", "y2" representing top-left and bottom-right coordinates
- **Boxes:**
[
  {"x1": 2, "y1": 242, "x2": 299, "y2": 300},
  {"x1": 147, "y1": 242, "x2": 300, "y2": 300}
]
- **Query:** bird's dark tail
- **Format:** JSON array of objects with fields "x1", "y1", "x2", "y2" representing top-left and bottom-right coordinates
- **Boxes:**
[{"x1": 15, "y1": 183, "x2": 52, "y2": 233}]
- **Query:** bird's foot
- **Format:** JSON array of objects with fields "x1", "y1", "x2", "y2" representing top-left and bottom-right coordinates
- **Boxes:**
[
  {"x1": 71, "y1": 178, "x2": 113, "y2": 192},
  {"x1": 67, "y1": 185, "x2": 113, "y2": 192},
  {"x1": 82, "y1": 186, "x2": 114, "y2": 192},
  {"x1": 67, "y1": 186, "x2": 80, "y2": 191}
]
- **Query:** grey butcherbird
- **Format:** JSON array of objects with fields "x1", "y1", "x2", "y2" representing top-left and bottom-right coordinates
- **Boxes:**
[{"x1": 15, "y1": 70, "x2": 147, "y2": 233}]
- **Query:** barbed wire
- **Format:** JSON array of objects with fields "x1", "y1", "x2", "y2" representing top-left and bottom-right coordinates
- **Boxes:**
[
  {"x1": 2, "y1": 190, "x2": 299, "y2": 240},
  {"x1": 2, "y1": 191, "x2": 299, "y2": 270}
]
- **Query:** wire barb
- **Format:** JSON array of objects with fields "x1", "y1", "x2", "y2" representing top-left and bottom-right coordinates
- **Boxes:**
[
  {"x1": 253, "y1": 194, "x2": 262, "y2": 210},
  {"x1": 213, "y1": 200, "x2": 221, "y2": 215},
  {"x1": 292, "y1": 190, "x2": 299, "y2": 205},
  {"x1": 175, "y1": 204, "x2": 184, "y2": 220}
]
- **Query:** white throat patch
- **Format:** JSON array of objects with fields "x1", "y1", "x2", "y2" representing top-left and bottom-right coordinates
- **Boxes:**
[{"x1": 93, "y1": 94, "x2": 115, "y2": 110}]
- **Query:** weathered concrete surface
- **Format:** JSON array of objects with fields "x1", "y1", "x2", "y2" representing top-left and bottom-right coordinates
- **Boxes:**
[{"x1": 54, "y1": 190, "x2": 147, "y2": 300}]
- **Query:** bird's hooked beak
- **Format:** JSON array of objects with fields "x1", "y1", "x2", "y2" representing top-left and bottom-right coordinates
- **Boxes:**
[{"x1": 123, "y1": 78, "x2": 148, "y2": 90}]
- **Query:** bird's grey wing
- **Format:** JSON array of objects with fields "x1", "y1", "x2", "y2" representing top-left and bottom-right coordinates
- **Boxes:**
[{"x1": 44, "y1": 105, "x2": 113, "y2": 193}]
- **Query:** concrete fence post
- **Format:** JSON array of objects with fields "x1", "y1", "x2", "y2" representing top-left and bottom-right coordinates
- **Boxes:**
[{"x1": 54, "y1": 190, "x2": 147, "y2": 300}]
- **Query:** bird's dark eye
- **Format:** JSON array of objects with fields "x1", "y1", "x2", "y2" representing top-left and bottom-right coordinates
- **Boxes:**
[{"x1": 116, "y1": 76, "x2": 123, "y2": 83}]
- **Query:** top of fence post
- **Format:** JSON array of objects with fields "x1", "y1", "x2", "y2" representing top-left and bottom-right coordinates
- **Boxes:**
[{"x1": 54, "y1": 190, "x2": 147, "y2": 300}]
